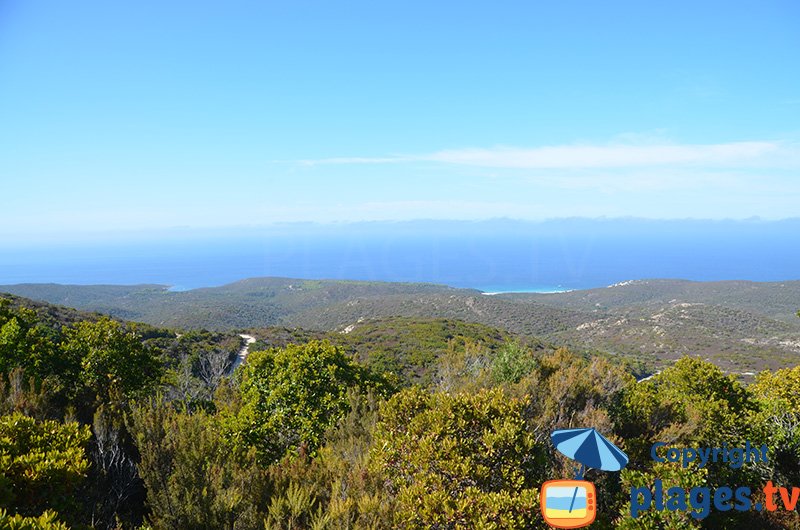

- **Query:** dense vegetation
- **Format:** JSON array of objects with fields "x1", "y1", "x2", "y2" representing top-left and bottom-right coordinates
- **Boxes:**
[
  {"x1": 3, "y1": 277, "x2": 800, "y2": 375},
  {"x1": 1, "y1": 295, "x2": 800, "y2": 528}
]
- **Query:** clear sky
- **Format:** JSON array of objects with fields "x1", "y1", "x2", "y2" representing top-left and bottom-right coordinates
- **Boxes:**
[{"x1": 1, "y1": 0, "x2": 798, "y2": 241}]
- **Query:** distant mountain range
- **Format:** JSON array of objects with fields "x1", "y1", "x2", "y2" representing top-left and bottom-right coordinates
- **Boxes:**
[{"x1": 2, "y1": 277, "x2": 799, "y2": 375}]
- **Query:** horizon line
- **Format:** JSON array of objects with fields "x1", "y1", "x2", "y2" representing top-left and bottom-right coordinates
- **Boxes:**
[
  {"x1": 3, "y1": 214, "x2": 799, "y2": 235},
  {"x1": 2, "y1": 215, "x2": 800, "y2": 247}
]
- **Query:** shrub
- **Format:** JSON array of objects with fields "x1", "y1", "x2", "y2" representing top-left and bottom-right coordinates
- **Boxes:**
[
  {"x1": 0, "y1": 413, "x2": 90, "y2": 524},
  {"x1": 235, "y1": 340, "x2": 389, "y2": 464},
  {"x1": 370, "y1": 387, "x2": 546, "y2": 529}
]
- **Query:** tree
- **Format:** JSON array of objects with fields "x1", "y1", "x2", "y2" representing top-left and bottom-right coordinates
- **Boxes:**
[
  {"x1": 235, "y1": 340, "x2": 388, "y2": 464},
  {"x1": 0, "y1": 300, "x2": 63, "y2": 386},
  {"x1": 60, "y1": 318, "x2": 163, "y2": 409}
]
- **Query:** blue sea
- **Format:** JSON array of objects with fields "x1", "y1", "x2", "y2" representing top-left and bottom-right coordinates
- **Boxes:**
[{"x1": 2, "y1": 219, "x2": 799, "y2": 291}]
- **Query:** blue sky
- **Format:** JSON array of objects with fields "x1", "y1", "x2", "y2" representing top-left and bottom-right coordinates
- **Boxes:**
[{"x1": 1, "y1": 0, "x2": 798, "y2": 241}]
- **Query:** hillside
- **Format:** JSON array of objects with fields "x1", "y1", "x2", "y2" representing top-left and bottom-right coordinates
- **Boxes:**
[
  {"x1": 498, "y1": 279, "x2": 800, "y2": 372},
  {"x1": 0, "y1": 278, "x2": 469, "y2": 329},
  {"x1": 7, "y1": 291, "x2": 800, "y2": 529},
  {"x1": 242, "y1": 317, "x2": 538, "y2": 387},
  {"x1": 2, "y1": 277, "x2": 799, "y2": 374},
  {"x1": 506, "y1": 279, "x2": 800, "y2": 323},
  {"x1": 0, "y1": 292, "x2": 108, "y2": 327}
]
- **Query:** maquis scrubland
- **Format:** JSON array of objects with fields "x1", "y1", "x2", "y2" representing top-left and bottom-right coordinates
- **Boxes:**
[{"x1": 2, "y1": 296, "x2": 800, "y2": 529}]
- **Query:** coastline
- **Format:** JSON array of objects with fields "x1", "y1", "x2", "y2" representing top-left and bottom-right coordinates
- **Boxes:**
[{"x1": 480, "y1": 287, "x2": 573, "y2": 295}]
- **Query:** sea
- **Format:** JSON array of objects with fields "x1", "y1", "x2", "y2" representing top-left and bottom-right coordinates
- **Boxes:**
[{"x1": 2, "y1": 219, "x2": 799, "y2": 292}]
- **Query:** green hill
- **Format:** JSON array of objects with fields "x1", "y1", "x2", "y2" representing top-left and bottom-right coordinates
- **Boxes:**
[
  {"x1": 0, "y1": 277, "x2": 470, "y2": 329},
  {"x1": 2, "y1": 277, "x2": 799, "y2": 375},
  {"x1": 505, "y1": 279, "x2": 800, "y2": 323}
]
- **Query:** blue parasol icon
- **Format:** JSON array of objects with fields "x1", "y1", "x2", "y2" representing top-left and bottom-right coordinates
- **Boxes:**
[{"x1": 551, "y1": 427, "x2": 628, "y2": 480}]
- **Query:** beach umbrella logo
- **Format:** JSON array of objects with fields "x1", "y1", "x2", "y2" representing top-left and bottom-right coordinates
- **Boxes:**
[{"x1": 541, "y1": 427, "x2": 628, "y2": 529}]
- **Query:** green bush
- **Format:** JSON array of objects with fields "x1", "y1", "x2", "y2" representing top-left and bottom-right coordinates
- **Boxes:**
[
  {"x1": 235, "y1": 340, "x2": 389, "y2": 464},
  {"x1": 370, "y1": 387, "x2": 546, "y2": 529},
  {"x1": 60, "y1": 318, "x2": 163, "y2": 408},
  {"x1": 491, "y1": 340, "x2": 536, "y2": 384},
  {"x1": 616, "y1": 357, "x2": 754, "y2": 458},
  {"x1": 0, "y1": 301, "x2": 63, "y2": 390},
  {"x1": 129, "y1": 400, "x2": 269, "y2": 530},
  {"x1": 0, "y1": 413, "x2": 90, "y2": 524},
  {"x1": 0, "y1": 509, "x2": 70, "y2": 530}
]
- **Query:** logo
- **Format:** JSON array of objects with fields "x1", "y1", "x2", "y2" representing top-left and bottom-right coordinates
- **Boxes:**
[
  {"x1": 630, "y1": 441, "x2": 795, "y2": 520},
  {"x1": 541, "y1": 479, "x2": 597, "y2": 529},
  {"x1": 542, "y1": 428, "x2": 628, "y2": 529}
]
